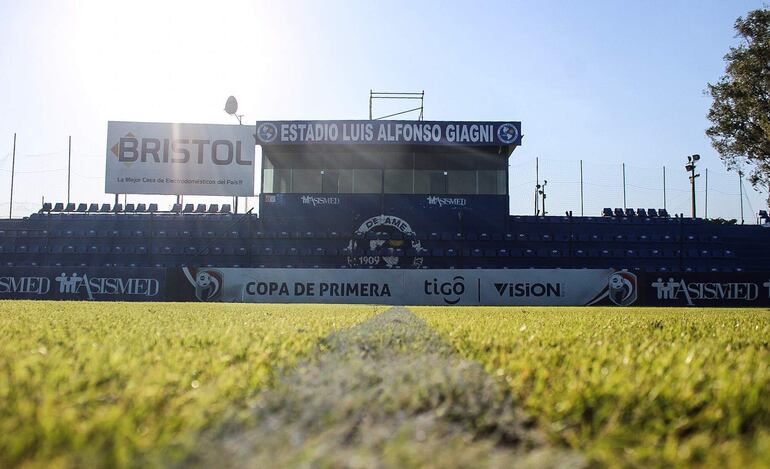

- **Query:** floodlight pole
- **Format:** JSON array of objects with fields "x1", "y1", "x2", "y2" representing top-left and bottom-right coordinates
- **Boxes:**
[
  {"x1": 690, "y1": 166, "x2": 696, "y2": 218},
  {"x1": 686, "y1": 154, "x2": 700, "y2": 219},
  {"x1": 9, "y1": 133, "x2": 16, "y2": 219},
  {"x1": 536, "y1": 158, "x2": 539, "y2": 215}
]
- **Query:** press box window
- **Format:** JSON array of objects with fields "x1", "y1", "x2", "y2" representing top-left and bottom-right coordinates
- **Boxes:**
[
  {"x1": 353, "y1": 169, "x2": 382, "y2": 193},
  {"x1": 290, "y1": 170, "x2": 322, "y2": 193},
  {"x1": 384, "y1": 169, "x2": 414, "y2": 194}
]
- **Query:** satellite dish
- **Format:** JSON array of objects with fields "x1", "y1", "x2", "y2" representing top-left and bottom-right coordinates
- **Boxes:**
[{"x1": 224, "y1": 96, "x2": 238, "y2": 115}]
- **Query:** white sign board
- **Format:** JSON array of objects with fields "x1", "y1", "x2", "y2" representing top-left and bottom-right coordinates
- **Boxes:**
[
  {"x1": 180, "y1": 268, "x2": 639, "y2": 306},
  {"x1": 105, "y1": 121, "x2": 255, "y2": 196}
]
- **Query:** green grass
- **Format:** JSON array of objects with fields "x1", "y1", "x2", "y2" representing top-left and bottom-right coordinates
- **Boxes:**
[
  {"x1": 415, "y1": 307, "x2": 770, "y2": 467},
  {"x1": 0, "y1": 301, "x2": 379, "y2": 468}
]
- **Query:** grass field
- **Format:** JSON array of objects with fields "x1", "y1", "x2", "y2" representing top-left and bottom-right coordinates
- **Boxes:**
[
  {"x1": 416, "y1": 307, "x2": 770, "y2": 467},
  {"x1": 0, "y1": 303, "x2": 768, "y2": 468},
  {"x1": 0, "y1": 301, "x2": 380, "y2": 468}
]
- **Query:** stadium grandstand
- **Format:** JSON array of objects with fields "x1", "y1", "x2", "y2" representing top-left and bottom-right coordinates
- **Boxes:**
[{"x1": 0, "y1": 118, "x2": 768, "y2": 275}]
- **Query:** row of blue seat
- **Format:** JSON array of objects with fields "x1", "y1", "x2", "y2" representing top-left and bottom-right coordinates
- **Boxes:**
[
  {"x1": 2, "y1": 243, "x2": 737, "y2": 259},
  {"x1": 0, "y1": 228, "x2": 729, "y2": 243},
  {"x1": 0, "y1": 259, "x2": 746, "y2": 273},
  {"x1": 41, "y1": 202, "x2": 233, "y2": 214}
]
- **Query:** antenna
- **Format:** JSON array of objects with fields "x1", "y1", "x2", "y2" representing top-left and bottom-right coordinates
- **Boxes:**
[
  {"x1": 224, "y1": 95, "x2": 243, "y2": 125},
  {"x1": 369, "y1": 90, "x2": 424, "y2": 120}
]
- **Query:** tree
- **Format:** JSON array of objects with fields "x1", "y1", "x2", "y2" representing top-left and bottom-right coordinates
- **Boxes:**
[{"x1": 706, "y1": 8, "x2": 770, "y2": 205}]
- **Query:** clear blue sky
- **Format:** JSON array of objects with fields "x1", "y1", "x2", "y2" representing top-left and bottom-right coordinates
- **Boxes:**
[{"x1": 0, "y1": 0, "x2": 766, "y2": 220}]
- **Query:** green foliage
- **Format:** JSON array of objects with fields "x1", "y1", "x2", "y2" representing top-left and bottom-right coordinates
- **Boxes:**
[
  {"x1": 0, "y1": 301, "x2": 377, "y2": 468},
  {"x1": 416, "y1": 307, "x2": 770, "y2": 467},
  {"x1": 706, "y1": 217, "x2": 738, "y2": 225},
  {"x1": 706, "y1": 8, "x2": 770, "y2": 202}
]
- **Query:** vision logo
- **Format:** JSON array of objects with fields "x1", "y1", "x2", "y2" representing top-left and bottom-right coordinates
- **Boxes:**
[
  {"x1": 257, "y1": 123, "x2": 278, "y2": 143},
  {"x1": 183, "y1": 268, "x2": 224, "y2": 301},
  {"x1": 494, "y1": 282, "x2": 563, "y2": 297},
  {"x1": 497, "y1": 123, "x2": 519, "y2": 144},
  {"x1": 608, "y1": 271, "x2": 637, "y2": 306}
]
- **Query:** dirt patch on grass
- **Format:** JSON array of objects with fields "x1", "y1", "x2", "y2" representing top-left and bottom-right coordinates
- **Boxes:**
[{"x1": 185, "y1": 307, "x2": 583, "y2": 468}]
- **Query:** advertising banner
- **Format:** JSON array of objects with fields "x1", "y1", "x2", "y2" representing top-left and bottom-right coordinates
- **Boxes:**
[
  {"x1": 643, "y1": 272, "x2": 770, "y2": 306},
  {"x1": 254, "y1": 120, "x2": 522, "y2": 147},
  {"x1": 0, "y1": 267, "x2": 166, "y2": 301},
  {"x1": 171, "y1": 267, "x2": 637, "y2": 306},
  {"x1": 105, "y1": 121, "x2": 255, "y2": 196}
]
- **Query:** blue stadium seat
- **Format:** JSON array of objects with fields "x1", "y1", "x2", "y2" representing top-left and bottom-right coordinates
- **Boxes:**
[
  {"x1": 88, "y1": 203, "x2": 99, "y2": 212},
  {"x1": 124, "y1": 203, "x2": 135, "y2": 212},
  {"x1": 99, "y1": 203, "x2": 111, "y2": 212},
  {"x1": 183, "y1": 204, "x2": 194, "y2": 213},
  {"x1": 220, "y1": 204, "x2": 231, "y2": 213},
  {"x1": 207, "y1": 204, "x2": 219, "y2": 213},
  {"x1": 52, "y1": 203, "x2": 64, "y2": 212}
]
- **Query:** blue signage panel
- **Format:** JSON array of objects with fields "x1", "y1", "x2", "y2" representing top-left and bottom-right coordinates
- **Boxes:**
[{"x1": 254, "y1": 120, "x2": 521, "y2": 146}]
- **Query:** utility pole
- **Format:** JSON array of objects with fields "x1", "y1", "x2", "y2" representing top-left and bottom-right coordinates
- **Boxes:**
[
  {"x1": 622, "y1": 163, "x2": 627, "y2": 210},
  {"x1": 739, "y1": 171, "x2": 745, "y2": 224},
  {"x1": 9, "y1": 133, "x2": 16, "y2": 219},
  {"x1": 579, "y1": 159, "x2": 584, "y2": 216},
  {"x1": 67, "y1": 135, "x2": 72, "y2": 205},
  {"x1": 704, "y1": 168, "x2": 708, "y2": 219}
]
